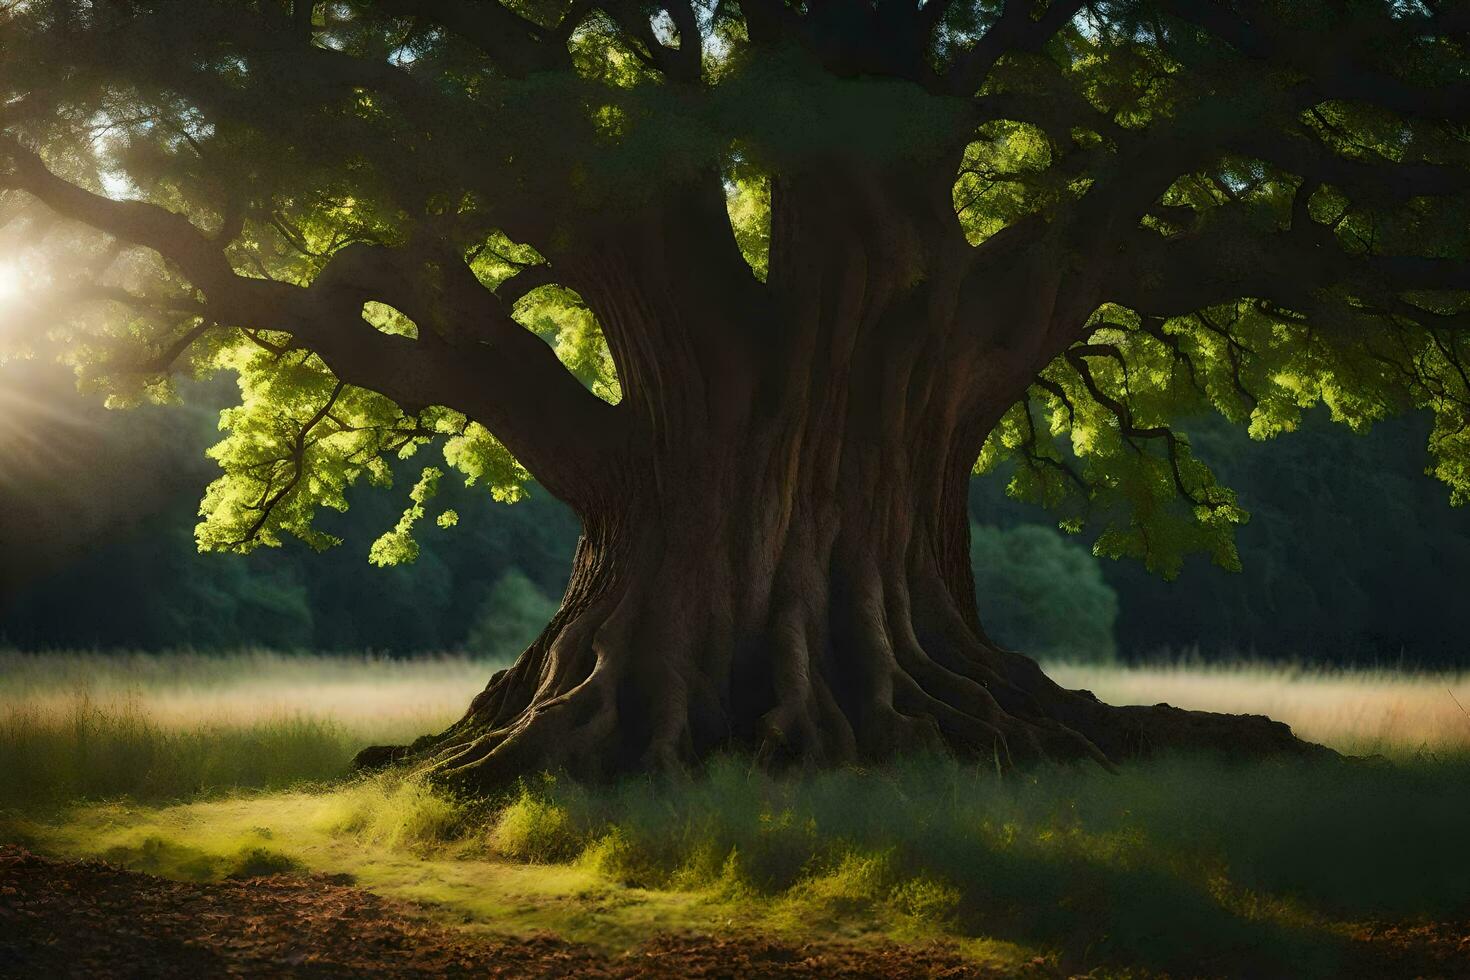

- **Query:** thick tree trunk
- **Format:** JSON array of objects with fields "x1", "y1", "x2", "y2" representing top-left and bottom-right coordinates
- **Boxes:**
[
  {"x1": 354, "y1": 170, "x2": 1331, "y2": 788},
  {"x1": 357, "y1": 409, "x2": 1328, "y2": 788}
]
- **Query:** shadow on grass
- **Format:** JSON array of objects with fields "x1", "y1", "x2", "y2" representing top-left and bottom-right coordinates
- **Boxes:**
[
  {"x1": 5, "y1": 730, "x2": 1467, "y2": 977},
  {"x1": 468, "y1": 752, "x2": 1470, "y2": 977}
]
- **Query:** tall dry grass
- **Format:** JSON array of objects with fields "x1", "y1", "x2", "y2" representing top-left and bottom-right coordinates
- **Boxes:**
[
  {"x1": 0, "y1": 650, "x2": 505, "y2": 809},
  {"x1": 1045, "y1": 657, "x2": 1470, "y2": 754},
  {"x1": 3, "y1": 649, "x2": 1467, "y2": 810},
  {"x1": 0, "y1": 649, "x2": 498, "y2": 741},
  {"x1": 7, "y1": 650, "x2": 1470, "y2": 977}
]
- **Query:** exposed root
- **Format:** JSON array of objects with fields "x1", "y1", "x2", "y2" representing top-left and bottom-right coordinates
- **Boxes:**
[
  {"x1": 353, "y1": 541, "x2": 1336, "y2": 788},
  {"x1": 1077, "y1": 700, "x2": 1337, "y2": 764}
]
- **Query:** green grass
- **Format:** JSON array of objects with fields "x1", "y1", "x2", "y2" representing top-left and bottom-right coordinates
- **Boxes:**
[
  {"x1": 0, "y1": 695, "x2": 355, "y2": 809},
  {"x1": 3, "y1": 649, "x2": 1465, "y2": 813},
  {"x1": 482, "y1": 753, "x2": 1470, "y2": 975},
  {"x1": 4, "y1": 649, "x2": 1469, "y2": 977},
  {"x1": 0, "y1": 649, "x2": 498, "y2": 810},
  {"x1": 10, "y1": 755, "x2": 1468, "y2": 977}
]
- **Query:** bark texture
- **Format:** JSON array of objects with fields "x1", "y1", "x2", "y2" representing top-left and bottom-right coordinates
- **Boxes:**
[
  {"x1": 11, "y1": 0, "x2": 1447, "y2": 791},
  {"x1": 366, "y1": 471, "x2": 1325, "y2": 787},
  {"x1": 356, "y1": 167, "x2": 1330, "y2": 787}
]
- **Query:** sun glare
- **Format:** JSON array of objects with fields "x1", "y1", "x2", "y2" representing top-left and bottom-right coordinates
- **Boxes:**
[
  {"x1": 0, "y1": 258, "x2": 37, "y2": 339},
  {"x1": 0, "y1": 261, "x2": 23, "y2": 300}
]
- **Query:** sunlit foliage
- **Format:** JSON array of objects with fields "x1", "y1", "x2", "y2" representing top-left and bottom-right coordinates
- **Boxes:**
[{"x1": 1, "y1": 0, "x2": 1467, "y2": 579}]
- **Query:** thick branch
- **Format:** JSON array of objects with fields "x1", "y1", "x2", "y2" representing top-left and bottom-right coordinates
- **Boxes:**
[
  {"x1": 376, "y1": 0, "x2": 578, "y2": 77},
  {"x1": 1, "y1": 140, "x2": 626, "y2": 507},
  {"x1": 55, "y1": 5, "x2": 575, "y2": 244},
  {"x1": 948, "y1": 0, "x2": 1085, "y2": 96},
  {"x1": 1161, "y1": 0, "x2": 1470, "y2": 122},
  {"x1": 495, "y1": 264, "x2": 560, "y2": 308},
  {"x1": 1225, "y1": 130, "x2": 1470, "y2": 207},
  {"x1": 1111, "y1": 206, "x2": 1470, "y2": 325},
  {"x1": 606, "y1": 0, "x2": 702, "y2": 83},
  {"x1": 1048, "y1": 2, "x2": 1469, "y2": 300}
]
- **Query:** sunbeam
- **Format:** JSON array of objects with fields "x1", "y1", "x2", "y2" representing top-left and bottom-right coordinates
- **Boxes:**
[
  {"x1": 0, "y1": 262, "x2": 21, "y2": 300},
  {"x1": 0, "y1": 364, "x2": 101, "y2": 490}
]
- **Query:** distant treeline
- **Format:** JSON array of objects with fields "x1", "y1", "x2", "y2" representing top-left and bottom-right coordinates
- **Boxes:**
[
  {"x1": 970, "y1": 411, "x2": 1470, "y2": 667},
  {"x1": 3, "y1": 366, "x2": 1467, "y2": 666}
]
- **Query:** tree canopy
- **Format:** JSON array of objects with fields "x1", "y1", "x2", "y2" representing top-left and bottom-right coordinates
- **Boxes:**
[
  {"x1": 3, "y1": 0, "x2": 1469, "y2": 577},
  {"x1": 11, "y1": 376, "x2": 1469, "y2": 663}
]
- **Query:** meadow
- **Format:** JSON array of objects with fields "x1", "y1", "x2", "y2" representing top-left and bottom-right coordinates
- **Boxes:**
[
  {"x1": 4, "y1": 648, "x2": 1466, "y2": 809},
  {"x1": 0, "y1": 649, "x2": 493, "y2": 807},
  {"x1": 3, "y1": 649, "x2": 1469, "y2": 977}
]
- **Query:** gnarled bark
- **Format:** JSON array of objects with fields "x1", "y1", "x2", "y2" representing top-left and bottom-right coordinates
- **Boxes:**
[
  {"x1": 9, "y1": 0, "x2": 1444, "y2": 793},
  {"x1": 355, "y1": 165, "x2": 1332, "y2": 789},
  {"x1": 357, "y1": 358, "x2": 1329, "y2": 788}
]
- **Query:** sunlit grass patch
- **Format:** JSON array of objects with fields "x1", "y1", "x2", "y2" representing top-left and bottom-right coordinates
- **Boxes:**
[
  {"x1": 95, "y1": 832, "x2": 303, "y2": 880},
  {"x1": 314, "y1": 772, "x2": 482, "y2": 851},
  {"x1": 486, "y1": 785, "x2": 580, "y2": 863},
  {"x1": 4, "y1": 650, "x2": 1470, "y2": 976},
  {"x1": 7, "y1": 785, "x2": 746, "y2": 953},
  {"x1": 17, "y1": 752, "x2": 1469, "y2": 977}
]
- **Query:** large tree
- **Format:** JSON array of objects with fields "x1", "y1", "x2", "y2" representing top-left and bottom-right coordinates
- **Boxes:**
[{"x1": 3, "y1": 0, "x2": 1467, "y2": 785}]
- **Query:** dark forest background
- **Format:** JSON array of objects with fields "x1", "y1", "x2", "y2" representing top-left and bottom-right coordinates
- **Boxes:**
[{"x1": 3, "y1": 363, "x2": 1467, "y2": 666}]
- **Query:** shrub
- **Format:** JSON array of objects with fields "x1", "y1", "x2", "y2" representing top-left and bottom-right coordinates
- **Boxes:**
[
  {"x1": 486, "y1": 786, "x2": 579, "y2": 862},
  {"x1": 970, "y1": 522, "x2": 1119, "y2": 662}
]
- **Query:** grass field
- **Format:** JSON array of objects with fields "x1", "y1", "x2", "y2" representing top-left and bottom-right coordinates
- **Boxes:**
[
  {"x1": 1049, "y1": 658, "x2": 1470, "y2": 755},
  {"x1": 0, "y1": 650, "x2": 499, "y2": 808},
  {"x1": 3, "y1": 649, "x2": 1466, "y2": 809},
  {"x1": 3, "y1": 649, "x2": 1469, "y2": 977}
]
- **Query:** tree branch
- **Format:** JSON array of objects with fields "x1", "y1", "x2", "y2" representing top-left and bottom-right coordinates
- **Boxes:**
[
  {"x1": 233, "y1": 379, "x2": 347, "y2": 548},
  {"x1": 948, "y1": 0, "x2": 1085, "y2": 96},
  {"x1": 375, "y1": 0, "x2": 576, "y2": 78},
  {"x1": 495, "y1": 263, "x2": 561, "y2": 308},
  {"x1": 1110, "y1": 204, "x2": 1470, "y2": 327},
  {"x1": 1064, "y1": 343, "x2": 1222, "y2": 510},
  {"x1": 50, "y1": 4, "x2": 576, "y2": 245},
  {"x1": 1160, "y1": 0, "x2": 1470, "y2": 122},
  {"x1": 1, "y1": 139, "x2": 627, "y2": 508},
  {"x1": 1224, "y1": 130, "x2": 1470, "y2": 207},
  {"x1": 606, "y1": 0, "x2": 703, "y2": 83}
]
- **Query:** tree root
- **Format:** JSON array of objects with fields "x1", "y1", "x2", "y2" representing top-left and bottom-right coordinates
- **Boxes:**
[
  {"x1": 351, "y1": 556, "x2": 1337, "y2": 786},
  {"x1": 352, "y1": 647, "x2": 1336, "y2": 788}
]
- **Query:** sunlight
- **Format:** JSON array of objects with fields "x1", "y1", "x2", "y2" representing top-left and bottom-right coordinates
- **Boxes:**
[
  {"x1": 0, "y1": 260, "x2": 23, "y2": 302},
  {"x1": 0, "y1": 255, "x2": 46, "y2": 351},
  {"x1": 0, "y1": 358, "x2": 102, "y2": 492},
  {"x1": 0, "y1": 258, "x2": 35, "y2": 339}
]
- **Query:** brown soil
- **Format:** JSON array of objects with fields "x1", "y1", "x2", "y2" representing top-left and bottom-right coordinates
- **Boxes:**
[
  {"x1": 0, "y1": 846, "x2": 1014, "y2": 978},
  {"x1": 1349, "y1": 918, "x2": 1470, "y2": 979}
]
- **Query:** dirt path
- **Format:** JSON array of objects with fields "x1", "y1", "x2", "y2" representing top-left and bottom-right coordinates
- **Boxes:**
[{"x1": 0, "y1": 846, "x2": 1005, "y2": 978}]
